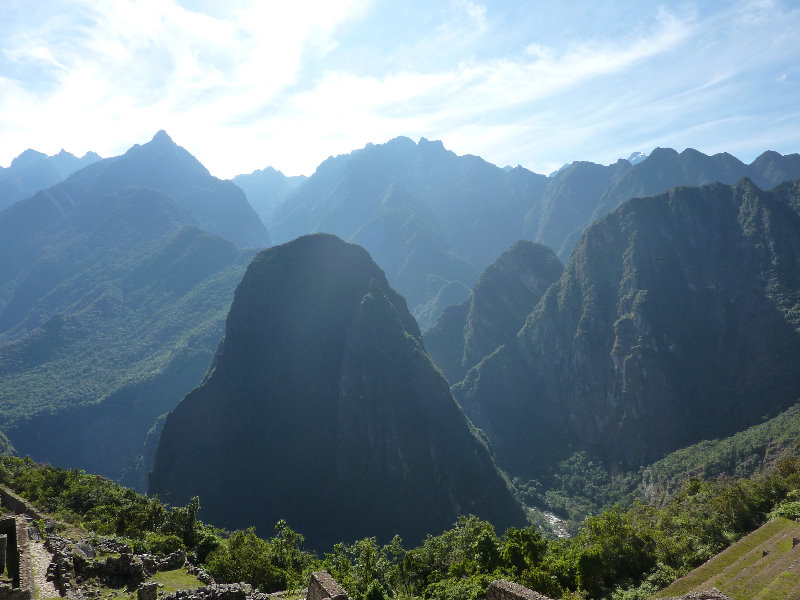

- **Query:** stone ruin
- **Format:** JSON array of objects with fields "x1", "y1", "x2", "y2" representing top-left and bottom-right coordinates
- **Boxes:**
[
  {"x1": 0, "y1": 515, "x2": 33, "y2": 600},
  {"x1": 0, "y1": 485, "x2": 554, "y2": 600},
  {"x1": 45, "y1": 532, "x2": 199, "y2": 597},
  {"x1": 486, "y1": 579, "x2": 554, "y2": 600},
  {"x1": 156, "y1": 572, "x2": 352, "y2": 600},
  {"x1": 307, "y1": 572, "x2": 348, "y2": 600}
]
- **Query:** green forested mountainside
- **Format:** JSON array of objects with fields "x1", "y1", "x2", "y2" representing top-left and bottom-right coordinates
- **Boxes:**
[
  {"x1": 0, "y1": 220, "x2": 253, "y2": 488},
  {"x1": 509, "y1": 399, "x2": 800, "y2": 537},
  {"x1": 0, "y1": 134, "x2": 263, "y2": 487},
  {"x1": 232, "y1": 166, "x2": 306, "y2": 226},
  {"x1": 0, "y1": 148, "x2": 102, "y2": 212},
  {"x1": 423, "y1": 241, "x2": 563, "y2": 384},
  {"x1": 9, "y1": 448, "x2": 800, "y2": 600},
  {"x1": 150, "y1": 234, "x2": 525, "y2": 550},
  {"x1": 454, "y1": 177, "x2": 800, "y2": 485},
  {"x1": 640, "y1": 401, "x2": 800, "y2": 505},
  {"x1": 84, "y1": 130, "x2": 269, "y2": 248}
]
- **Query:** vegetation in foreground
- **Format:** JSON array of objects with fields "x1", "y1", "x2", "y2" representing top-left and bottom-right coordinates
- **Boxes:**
[{"x1": 5, "y1": 454, "x2": 800, "y2": 600}]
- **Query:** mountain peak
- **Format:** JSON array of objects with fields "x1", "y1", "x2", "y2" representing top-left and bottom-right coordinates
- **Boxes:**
[
  {"x1": 10, "y1": 149, "x2": 48, "y2": 169},
  {"x1": 150, "y1": 233, "x2": 524, "y2": 548},
  {"x1": 627, "y1": 151, "x2": 648, "y2": 165},
  {"x1": 150, "y1": 130, "x2": 175, "y2": 146},
  {"x1": 648, "y1": 147, "x2": 680, "y2": 160}
]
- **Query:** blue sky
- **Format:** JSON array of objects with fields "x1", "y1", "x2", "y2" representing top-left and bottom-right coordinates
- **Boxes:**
[{"x1": 1, "y1": 0, "x2": 799, "y2": 178}]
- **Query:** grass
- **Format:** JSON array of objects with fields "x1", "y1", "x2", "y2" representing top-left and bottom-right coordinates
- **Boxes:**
[
  {"x1": 654, "y1": 517, "x2": 800, "y2": 599},
  {"x1": 75, "y1": 567, "x2": 203, "y2": 600},
  {"x1": 150, "y1": 568, "x2": 204, "y2": 594}
]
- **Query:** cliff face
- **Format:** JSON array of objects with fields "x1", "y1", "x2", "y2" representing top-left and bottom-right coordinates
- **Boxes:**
[
  {"x1": 150, "y1": 234, "x2": 524, "y2": 549},
  {"x1": 424, "y1": 241, "x2": 563, "y2": 384},
  {"x1": 455, "y1": 178, "x2": 800, "y2": 479}
]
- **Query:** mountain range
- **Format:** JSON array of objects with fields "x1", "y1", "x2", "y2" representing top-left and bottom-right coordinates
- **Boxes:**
[
  {"x1": 3, "y1": 129, "x2": 800, "y2": 548},
  {"x1": 0, "y1": 131, "x2": 263, "y2": 487},
  {"x1": 256, "y1": 138, "x2": 800, "y2": 328},
  {"x1": 0, "y1": 148, "x2": 102, "y2": 212},
  {"x1": 452, "y1": 176, "x2": 800, "y2": 483}
]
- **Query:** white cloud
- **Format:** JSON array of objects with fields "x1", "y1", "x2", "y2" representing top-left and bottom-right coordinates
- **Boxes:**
[{"x1": 1, "y1": 0, "x2": 799, "y2": 180}]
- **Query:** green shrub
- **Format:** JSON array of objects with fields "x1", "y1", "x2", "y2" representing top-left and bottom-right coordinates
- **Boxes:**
[
  {"x1": 147, "y1": 533, "x2": 186, "y2": 555},
  {"x1": 768, "y1": 500, "x2": 800, "y2": 520}
]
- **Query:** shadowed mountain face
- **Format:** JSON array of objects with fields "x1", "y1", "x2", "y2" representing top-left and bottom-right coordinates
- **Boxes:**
[
  {"x1": 0, "y1": 133, "x2": 260, "y2": 488},
  {"x1": 0, "y1": 148, "x2": 102, "y2": 213},
  {"x1": 150, "y1": 234, "x2": 525, "y2": 550},
  {"x1": 454, "y1": 177, "x2": 800, "y2": 481},
  {"x1": 424, "y1": 241, "x2": 563, "y2": 384}
]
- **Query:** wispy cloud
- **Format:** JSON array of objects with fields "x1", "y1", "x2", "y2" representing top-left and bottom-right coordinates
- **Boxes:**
[{"x1": 1, "y1": 0, "x2": 799, "y2": 178}]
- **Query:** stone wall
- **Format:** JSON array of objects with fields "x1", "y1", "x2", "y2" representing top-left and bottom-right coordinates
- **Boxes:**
[
  {"x1": 486, "y1": 579, "x2": 553, "y2": 600},
  {"x1": 307, "y1": 571, "x2": 348, "y2": 600},
  {"x1": 0, "y1": 488, "x2": 45, "y2": 521},
  {"x1": 0, "y1": 516, "x2": 33, "y2": 600},
  {"x1": 161, "y1": 583, "x2": 252, "y2": 600}
]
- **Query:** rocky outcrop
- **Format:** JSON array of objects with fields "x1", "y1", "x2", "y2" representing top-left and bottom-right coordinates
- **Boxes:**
[{"x1": 150, "y1": 234, "x2": 525, "y2": 549}]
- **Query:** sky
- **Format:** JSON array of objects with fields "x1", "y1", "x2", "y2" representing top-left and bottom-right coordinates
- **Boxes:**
[{"x1": 1, "y1": 0, "x2": 799, "y2": 179}]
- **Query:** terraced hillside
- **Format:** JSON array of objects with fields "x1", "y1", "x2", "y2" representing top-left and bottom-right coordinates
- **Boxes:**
[{"x1": 656, "y1": 517, "x2": 800, "y2": 599}]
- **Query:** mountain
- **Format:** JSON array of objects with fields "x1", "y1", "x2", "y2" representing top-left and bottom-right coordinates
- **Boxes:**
[
  {"x1": 267, "y1": 137, "x2": 550, "y2": 328},
  {"x1": 0, "y1": 148, "x2": 102, "y2": 212},
  {"x1": 424, "y1": 241, "x2": 563, "y2": 384},
  {"x1": 545, "y1": 148, "x2": 800, "y2": 260},
  {"x1": 454, "y1": 177, "x2": 800, "y2": 481},
  {"x1": 524, "y1": 160, "x2": 631, "y2": 265},
  {"x1": 0, "y1": 133, "x2": 260, "y2": 488},
  {"x1": 626, "y1": 152, "x2": 648, "y2": 165},
  {"x1": 87, "y1": 130, "x2": 270, "y2": 248},
  {"x1": 263, "y1": 139, "x2": 800, "y2": 327},
  {"x1": 233, "y1": 166, "x2": 306, "y2": 226},
  {"x1": 552, "y1": 147, "x2": 800, "y2": 259},
  {"x1": 150, "y1": 233, "x2": 525, "y2": 549}
]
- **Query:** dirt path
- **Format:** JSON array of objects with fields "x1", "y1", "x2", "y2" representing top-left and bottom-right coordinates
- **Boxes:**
[{"x1": 29, "y1": 539, "x2": 59, "y2": 599}]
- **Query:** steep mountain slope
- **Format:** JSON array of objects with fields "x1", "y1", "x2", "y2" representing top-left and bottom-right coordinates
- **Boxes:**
[
  {"x1": 232, "y1": 166, "x2": 306, "y2": 226},
  {"x1": 525, "y1": 159, "x2": 631, "y2": 258},
  {"x1": 0, "y1": 148, "x2": 102, "y2": 212},
  {"x1": 150, "y1": 234, "x2": 525, "y2": 549},
  {"x1": 554, "y1": 148, "x2": 800, "y2": 259},
  {"x1": 87, "y1": 130, "x2": 270, "y2": 248},
  {"x1": 0, "y1": 134, "x2": 260, "y2": 487},
  {"x1": 268, "y1": 137, "x2": 549, "y2": 327},
  {"x1": 454, "y1": 177, "x2": 800, "y2": 481},
  {"x1": 424, "y1": 241, "x2": 563, "y2": 384}
]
